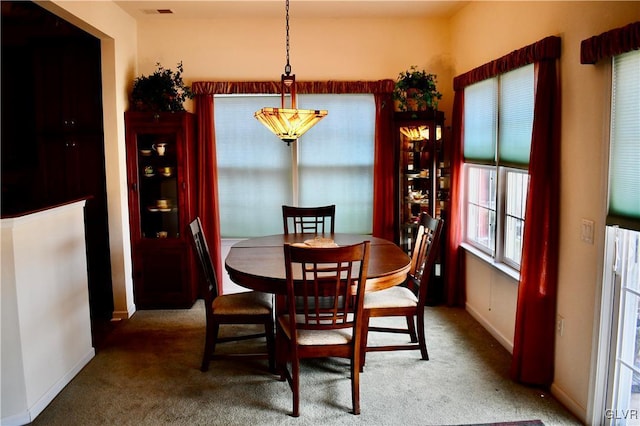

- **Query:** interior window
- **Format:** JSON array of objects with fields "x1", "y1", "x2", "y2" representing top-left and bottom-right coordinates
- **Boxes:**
[
  {"x1": 463, "y1": 64, "x2": 534, "y2": 270},
  {"x1": 214, "y1": 94, "x2": 375, "y2": 238},
  {"x1": 465, "y1": 165, "x2": 496, "y2": 253}
]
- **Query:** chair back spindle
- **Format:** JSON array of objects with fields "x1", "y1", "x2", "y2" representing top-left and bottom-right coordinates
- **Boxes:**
[
  {"x1": 282, "y1": 205, "x2": 336, "y2": 234},
  {"x1": 189, "y1": 217, "x2": 219, "y2": 301}
]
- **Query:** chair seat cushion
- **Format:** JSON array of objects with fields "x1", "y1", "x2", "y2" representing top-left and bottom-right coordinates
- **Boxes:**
[
  {"x1": 364, "y1": 286, "x2": 418, "y2": 309},
  {"x1": 212, "y1": 291, "x2": 272, "y2": 315},
  {"x1": 278, "y1": 316, "x2": 352, "y2": 345}
]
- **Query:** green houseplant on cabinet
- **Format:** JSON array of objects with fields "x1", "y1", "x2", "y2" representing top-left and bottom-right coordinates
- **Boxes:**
[
  {"x1": 393, "y1": 66, "x2": 442, "y2": 112},
  {"x1": 131, "y1": 62, "x2": 193, "y2": 112}
]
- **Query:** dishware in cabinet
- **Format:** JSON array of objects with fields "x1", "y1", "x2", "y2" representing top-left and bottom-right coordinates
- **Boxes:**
[
  {"x1": 125, "y1": 111, "x2": 197, "y2": 308},
  {"x1": 395, "y1": 110, "x2": 448, "y2": 304}
]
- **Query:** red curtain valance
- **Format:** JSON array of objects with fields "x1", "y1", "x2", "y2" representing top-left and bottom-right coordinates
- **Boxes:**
[
  {"x1": 191, "y1": 80, "x2": 394, "y2": 95},
  {"x1": 581, "y1": 21, "x2": 640, "y2": 64},
  {"x1": 453, "y1": 36, "x2": 561, "y2": 91}
]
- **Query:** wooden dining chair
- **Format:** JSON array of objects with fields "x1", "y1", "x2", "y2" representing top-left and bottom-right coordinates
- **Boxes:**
[
  {"x1": 282, "y1": 205, "x2": 335, "y2": 234},
  {"x1": 188, "y1": 217, "x2": 275, "y2": 372},
  {"x1": 360, "y1": 213, "x2": 443, "y2": 368},
  {"x1": 277, "y1": 241, "x2": 370, "y2": 417}
]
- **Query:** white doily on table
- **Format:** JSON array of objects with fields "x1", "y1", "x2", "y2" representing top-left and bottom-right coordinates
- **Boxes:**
[{"x1": 292, "y1": 237, "x2": 339, "y2": 248}]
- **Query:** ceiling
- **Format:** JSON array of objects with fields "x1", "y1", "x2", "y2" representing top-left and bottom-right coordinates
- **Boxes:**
[{"x1": 114, "y1": 1, "x2": 469, "y2": 20}]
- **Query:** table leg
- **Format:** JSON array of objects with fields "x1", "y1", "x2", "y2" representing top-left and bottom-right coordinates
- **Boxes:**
[{"x1": 275, "y1": 294, "x2": 287, "y2": 381}]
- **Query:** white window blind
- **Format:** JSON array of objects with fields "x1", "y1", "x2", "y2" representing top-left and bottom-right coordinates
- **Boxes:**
[
  {"x1": 298, "y1": 94, "x2": 375, "y2": 234},
  {"x1": 499, "y1": 64, "x2": 534, "y2": 167},
  {"x1": 462, "y1": 63, "x2": 533, "y2": 269},
  {"x1": 215, "y1": 94, "x2": 375, "y2": 238},
  {"x1": 464, "y1": 78, "x2": 498, "y2": 164},
  {"x1": 608, "y1": 50, "x2": 640, "y2": 231},
  {"x1": 214, "y1": 95, "x2": 293, "y2": 237}
]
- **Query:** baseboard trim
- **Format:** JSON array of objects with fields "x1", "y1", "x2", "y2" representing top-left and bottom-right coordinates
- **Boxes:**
[
  {"x1": 550, "y1": 382, "x2": 587, "y2": 424},
  {"x1": 112, "y1": 302, "x2": 136, "y2": 320},
  {"x1": 0, "y1": 411, "x2": 31, "y2": 426},
  {"x1": 465, "y1": 304, "x2": 586, "y2": 423},
  {"x1": 1, "y1": 348, "x2": 96, "y2": 426},
  {"x1": 465, "y1": 303, "x2": 514, "y2": 354}
]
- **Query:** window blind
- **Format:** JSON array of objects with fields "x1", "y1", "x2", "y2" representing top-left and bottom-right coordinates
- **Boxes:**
[
  {"x1": 608, "y1": 50, "x2": 640, "y2": 231},
  {"x1": 499, "y1": 64, "x2": 534, "y2": 167},
  {"x1": 215, "y1": 94, "x2": 375, "y2": 237},
  {"x1": 298, "y1": 94, "x2": 375, "y2": 234},
  {"x1": 464, "y1": 78, "x2": 498, "y2": 164},
  {"x1": 214, "y1": 95, "x2": 293, "y2": 237}
]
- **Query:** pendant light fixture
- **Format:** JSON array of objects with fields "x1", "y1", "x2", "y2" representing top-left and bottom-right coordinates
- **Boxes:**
[
  {"x1": 254, "y1": 0, "x2": 327, "y2": 145},
  {"x1": 400, "y1": 125, "x2": 430, "y2": 141},
  {"x1": 399, "y1": 125, "x2": 442, "y2": 141}
]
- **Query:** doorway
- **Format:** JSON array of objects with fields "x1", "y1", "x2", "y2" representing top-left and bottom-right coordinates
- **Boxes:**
[
  {"x1": 590, "y1": 48, "x2": 640, "y2": 426},
  {"x1": 598, "y1": 227, "x2": 640, "y2": 425}
]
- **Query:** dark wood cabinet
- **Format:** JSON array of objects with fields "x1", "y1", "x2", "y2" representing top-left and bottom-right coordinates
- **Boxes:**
[
  {"x1": 31, "y1": 38, "x2": 105, "y2": 203},
  {"x1": 125, "y1": 111, "x2": 197, "y2": 308},
  {"x1": 32, "y1": 38, "x2": 103, "y2": 134},
  {"x1": 2, "y1": 1, "x2": 114, "y2": 321},
  {"x1": 395, "y1": 110, "x2": 448, "y2": 304}
]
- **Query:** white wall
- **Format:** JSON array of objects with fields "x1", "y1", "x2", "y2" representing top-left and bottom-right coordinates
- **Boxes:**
[
  {"x1": 1, "y1": 201, "x2": 94, "y2": 425},
  {"x1": 134, "y1": 14, "x2": 456, "y2": 117},
  {"x1": 464, "y1": 250, "x2": 518, "y2": 353},
  {"x1": 450, "y1": 1, "x2": 640, "y2": 422}
]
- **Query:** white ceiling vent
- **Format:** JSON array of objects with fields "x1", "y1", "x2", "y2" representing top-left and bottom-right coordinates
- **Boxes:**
[{"x1": 142, "y1": 9, "x2": 173, "y2": 15}]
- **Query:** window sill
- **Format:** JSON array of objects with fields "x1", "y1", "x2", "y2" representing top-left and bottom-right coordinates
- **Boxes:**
[{"x1": 460, "y1": 242, "x2": 521, "y2": 282}]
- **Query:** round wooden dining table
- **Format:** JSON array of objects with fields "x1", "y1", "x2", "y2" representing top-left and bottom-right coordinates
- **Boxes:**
[{"x1": 225, "y1": 233, "x2": 411, "y2": 295}]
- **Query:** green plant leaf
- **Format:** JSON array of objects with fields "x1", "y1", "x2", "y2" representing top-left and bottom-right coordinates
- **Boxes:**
[
  {"x1": 131, "y1": 61, "x2": 193, "y2": 112},
  {"x1": 393, "y1": 65, "x2": 442, "y2": 112}
]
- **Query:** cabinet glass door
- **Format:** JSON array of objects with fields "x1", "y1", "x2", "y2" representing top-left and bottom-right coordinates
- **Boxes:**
[
  {"x1": 400, "y1": 123, "x2": 434, "y2": 224},
  {"x1": 136, "y1": 133, "x2": 179, "y2": 239},
  {"x1": 434, "y1": 124, "x2": 448, "y2": 219},
  {"x1": 399, "y1": 123, "x2": 430, "y2": 253}
]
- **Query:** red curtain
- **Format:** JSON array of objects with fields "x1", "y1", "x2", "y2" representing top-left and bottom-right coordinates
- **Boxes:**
[
  {"x1": 510, "y1": 58, "x2": 561, "y2": 386},
  {"x1": 444, "y1": 89, "x2": 466, "y2": 307},
  {"x1": 372, "y1": 92, "x2": 395, "y2": 241},
  {"x1": 449, "y1": 36, "x2": 561, "y2": 385},
  {"x1": 194, "y1": 94, "x2": 223, "y2": 291}
]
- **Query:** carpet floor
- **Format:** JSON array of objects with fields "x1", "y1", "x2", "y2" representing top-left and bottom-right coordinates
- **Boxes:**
[{"x1": 30, "y1": 301, "x2": 583, "y2": 425}]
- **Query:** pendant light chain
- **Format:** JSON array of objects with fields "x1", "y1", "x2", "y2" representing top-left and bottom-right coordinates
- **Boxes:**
[
  {"x1": 284, "y1": 0, "x2": 291, "y2": 75},
  {"x1": 253, "y1": 0, "x2": 327, "y2": 145}
]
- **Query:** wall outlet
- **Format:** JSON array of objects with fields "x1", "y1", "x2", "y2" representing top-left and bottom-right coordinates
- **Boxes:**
[
  {"x1": 581, "y1": 219, "x2": 595, "y2": 245},
  {"x1": 557, "y1": 315, "x2": 565, "y2": 336}
]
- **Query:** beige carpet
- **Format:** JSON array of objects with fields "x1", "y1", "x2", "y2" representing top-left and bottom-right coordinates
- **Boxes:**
[{"x1": 31, "y1": 301, "x2": 582, "y2": 425}]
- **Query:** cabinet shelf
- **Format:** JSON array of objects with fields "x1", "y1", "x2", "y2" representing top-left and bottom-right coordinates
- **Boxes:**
[{"x1": 146, "y1": 207, "x2": 176, "y2": 213}]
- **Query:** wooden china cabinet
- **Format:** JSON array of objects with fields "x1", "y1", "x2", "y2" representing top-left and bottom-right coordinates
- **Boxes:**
[
  {"x1": 395, "y1": 110, "x2": 448, "y2": 304},
  {"x1": 125, "y1": 111, "x2": 198, "y2": 308}
]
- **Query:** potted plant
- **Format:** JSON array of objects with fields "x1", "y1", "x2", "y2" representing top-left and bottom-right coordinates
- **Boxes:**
[
  {"x1": 393, "y1": 66, "x2": 442, "y2": 112},
  {"x1": 131, "y1": 61, "x2": 193, "y2": 112}
]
